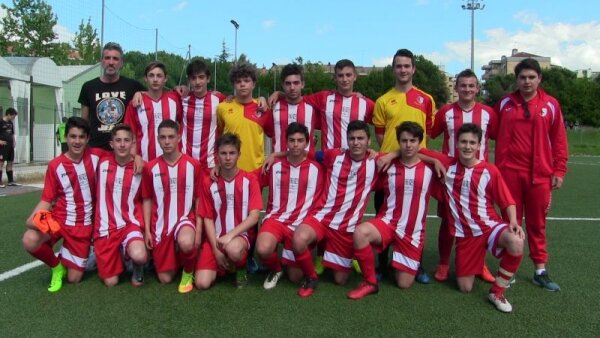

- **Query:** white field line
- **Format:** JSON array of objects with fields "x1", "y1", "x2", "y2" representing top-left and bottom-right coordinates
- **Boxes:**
[{"x1": 2, "y1": 214, "x2": 598, "y2": 283}]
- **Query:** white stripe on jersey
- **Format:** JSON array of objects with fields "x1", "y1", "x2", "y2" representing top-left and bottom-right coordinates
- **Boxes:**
[
  {"x1": 138, "y1": 105, "x2": 151, "y2": 162},
  {"x1": 182, "y1": 161, "x2": 194, "y2": 222},
  {"x1": 127, "y1": 172, "x2": 142, "y2": 227},
  {"x1": 98, "y1": 161, "x2": 110, "y2": 235},
  {"x1": 475, "y1": 170, "x2": 497, "y2": 229},
  {"x1": 152, "y1": 165, "x2": 165, "y2": 243},
  {"x1": 210, "y1": 182, "x2": 225, "y2": 237},
  {"x1": 325, "y1": 94, "x2": 336, "y2": 149},
  {"x1": 167, "y1": 165, "x2": 179, "y2": 234},
  {"x1": 346, "y1": 159, "x2": 375, "y2": 232},
  {"x1": 290, "y1": 163, "x2": 319, "y2": 228}
]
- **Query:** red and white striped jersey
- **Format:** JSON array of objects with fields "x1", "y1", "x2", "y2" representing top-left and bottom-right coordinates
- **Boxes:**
[
  {"x1": 421, "y1": 149, "x2": 515, "y2": 238},
  {"x1": 124, "y1": 92, "x2": 182, "y2": 162},
  {"x1": 199, "y1": 170, "x2": 263, "y2": 239},
  {"x1": 430, "y1": 102, "x2": 497, "y2": 160},
  {"x1": 264, "y1": 98, "x2": 318, "y2": 152},
  {"x1": 259, "y1": 157, "x2": 324, "y2": 230},
  {"x1": 304, "y1": 91, "x2": 374, "y2": 150},
  {"x1": 376, "y1": 160, "x2": 436, "y2": 248},
  {"x1": 181, "y1": 91, "x2": 225, "y2": 168},
  {"x1": 41, "y1": 148, "x2": 107, "y2": 227},
  {"x1": 310, "y1": 149, "x2": 378, "y2": 233},
  {"x1": 94, "y1": 156, "x2": 143, "y2": 238},
  {"x1": 141, "y1": 154, "x2": 201, "y2": 243}
]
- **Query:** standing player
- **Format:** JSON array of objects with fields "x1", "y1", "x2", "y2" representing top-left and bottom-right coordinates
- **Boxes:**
[
  {"x1": 79, "y1": 42, "x2": 145, "y2": 150},
  {"x1": 372, "y1": 48, "x2": 435, "y2": 282},
  {"x1": 256, "y1": 123, "x2": 324, "y2": 289},
  {"x1": 495, "y1": 58, "x2": 568, "y2": 291},
  {"x1": 141, "y1": 119, "x2": 201, "y2": 293},
  {"x1": 125, "y1": 61, "x2": 182, "y2": 162},
  {"x1": 22, "y1": 117, "x2": 106, "y2": 292},
  {"x1": 195, "y1": 133, "x2": 263, "y2": 289},
  {"x1": 430, "y1": 69, "x2": 497, "y2": 283},
  {"x1": 264, "y1": 64, "x2": 318, "y2": 153},
  {"x1": 348, "y1": 122, "x2": 437, "y2": 299},
  {"x1": 0, "y1": 108, "x2": 19, "y2": 187},
  {"x1": 292, "y1": 120, "x2": 378, "y2": 298},
  {"x1": 181, "y1": 59, "x2": 226, "y2": 170},
  {"x1": 94, "y1": 124, "x2": 148, "y2": 287},
  {"x1": 421, "y1": 123, "x2": 525, "y2": 313},
  {"x1": 217, "y1": 63, "x2": 269, "y2": 172}
]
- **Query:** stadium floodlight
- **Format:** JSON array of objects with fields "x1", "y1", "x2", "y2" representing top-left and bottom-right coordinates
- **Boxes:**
[
  {"x1": 461, "y1": 0, "x2": 485, "y2": 72},
  {"x1": 230, "y1": 20, "x2": 239, "y2": 64}
]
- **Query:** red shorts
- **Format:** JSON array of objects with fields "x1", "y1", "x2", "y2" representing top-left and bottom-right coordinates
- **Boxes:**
[
  {"x1": 455, "y1": 224, "x2": 508, "y2": 277},
  {"x1": 152, "y1": 219, "x2": 195, "y2": 273},
  {"x1": 260, "y1": 218, "x2": 297, "y2": 267},
  {"x1": 94, "y1": 225, "x2": 144, "y2": 279},
  {"x1": 370, "y1": 218, "x2": 423, "y2": 275},
  {"x1": 303, "y1": 216, "x2": 353, "y2": 272},
  {"x1": 50, "y1": 225, "x2": 93, "y2": 271}
]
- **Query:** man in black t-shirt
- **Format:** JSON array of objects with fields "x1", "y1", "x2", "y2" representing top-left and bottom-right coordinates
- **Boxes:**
[
  {"x1": 79, "y1": 42, "x2": 145, "y2": 150},
  {"x1": 0, "y1": 108, "x2": 18, "y2": 187}
]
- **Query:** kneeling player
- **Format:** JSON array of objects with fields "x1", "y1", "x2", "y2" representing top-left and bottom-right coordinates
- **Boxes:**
[
  {"x1": 421, "y1": 123, "x2": 524, "y2": 313},
  {"x1": 94, "y1": 124, "x2": 148, "y2": 287},
  {"x1": 141, "y1": 120, "x2": 202, "y2": 293},
  {"x1": 195, "y1": 133, "x2": 262, "y2": 289},
  {"x1": 293, "y1": 120, "x2": 379, "y2": 298},
  {"x1": 22, "y1": 117, "x2": 106, "y2": 292},
  {"x1": 348, "y1": 122, "x2": 437, "y2": 299},
  {"x1": 256, "y1": 123, "x2": 324, "y2": 289}
]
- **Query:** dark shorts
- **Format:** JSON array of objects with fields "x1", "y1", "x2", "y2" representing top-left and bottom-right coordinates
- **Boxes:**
[{"x1": 0, "y1": 144, "x2": 14, "y2": 162}]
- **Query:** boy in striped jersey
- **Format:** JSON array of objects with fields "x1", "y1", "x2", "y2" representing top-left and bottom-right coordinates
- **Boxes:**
[
  {"x1": 348, "y1": 122, "x2": 437, "y2": 300},
  {"x1": 256, "y1": 123, "x2": 324, "y2": 289},
  {"x1": 195, "y1": 133, "x2": 263, "y2": 289},
  {"x1": 23, "y1": 117, "x2": 108, "y2": 292},
  {"x1": 94, "y1": 124, "x2": 148, "y2": 287}
]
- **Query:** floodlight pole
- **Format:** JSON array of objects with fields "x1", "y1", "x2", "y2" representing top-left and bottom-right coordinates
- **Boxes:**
[
  {"x1": 230, "y1": 20, "x2": 239, "y2": 64},
  {"x1": 462, "y1": 0, "x2": 485, "y2": 71}
]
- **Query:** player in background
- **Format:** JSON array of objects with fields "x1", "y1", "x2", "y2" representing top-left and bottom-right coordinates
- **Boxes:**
[
  {"x1": 429, "y1": 69, "x2": 497, "y2": 283},
  {"x1": 141, "y1": 119, "x2": 201, "y2": 293},
  {"x1": 195, "y1": 133, "x2": 262, "y2": 289},
  {"x1": 292, "y1": 120, "x2": 378, "y2": 298},
  {"x1": 22, "y1": 117, "x2": 107, "y2": 292},
  {"x1": 79, "y1": 42, "x2": 145, "y2": 150},
  {"x1": 180, "y1": 59, "x2": 226, "y2": 171},
  {"x1": 263, "y1": 64, "x2": 318, "y2": 153},
  {"x1": 347, "y1": 122, "x2": 437, "y2": 299},
  {"x1": 125, "y1": 61, "x2": 182, "y2": 162},
  {"x1": 420, "y1": 123, "x2": 525, "y2": 313},
  {"x1": 0, "y1": 108, "x2": 19, "y2": 187},
  {"x1": 372, "y1": 49, "x2": 436, "y2": 284},
  {"x1": 94, "y1": 124, "x2": 148, "y2": 287},
  {"x1": 495, "y1": 58, "x2": 568, "y2": 291},
  {"x1": 255, "y1": 123, "x2": 324, "y2": 289}
]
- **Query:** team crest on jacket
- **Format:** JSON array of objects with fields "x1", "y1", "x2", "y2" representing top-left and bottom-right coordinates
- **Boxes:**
[
  {"x1": 417, "y1": 96, "x2": 424, "y2": 105},
  {"x1": 541, "y1": 108, "x2": 548, "y2": 117}
]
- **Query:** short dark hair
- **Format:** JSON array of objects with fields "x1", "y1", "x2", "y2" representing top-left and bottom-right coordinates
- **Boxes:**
[
  {"x1": 157, "y1": 119, "x2": 179, "y2": 133},
  {"x1": 392, "y1": 49, "x2": 415, "y2": 67},
  {"x1": 457, "y1": 123, "x2": 482, "y2": 143},
  {"x1": 186, "y1": 59, "x2": 210, "y2": 78},
  {"x1": 280, "y1": 64, "x2": 304, "y2": 82},
  {"x1": 110, "y1": 123, "x2": 133, "y2": 139},
  {"x1": 347, "y1": 120, "x2": 370, "y2": 138},
  {"x1": 229, "y1": 63, "x2": 257, "y2": 83},
  {"x1": 144, "y1": 61, "x2": 167, "y2": 76},
  {"x1": 396, "y1": 121, "x2": 424, "y2": 143},
  {"x1": 455, "y1": 69, "x2": 479, "y2": 86},
  {"x1": 216, "y1": 132, "x2": 241, "y2": 152},
  {"x1": 102, "y1": 42, "x2": 123, "y2": 56},
  {"x1": 334, "y1": 59, "x2": 356, "y2": 73},
  {"x1": 514, "y1": 58, "x2": 542, "y2": 77},
  {"x1": 66, "y1": 116, "x2": 90, "y2": 136},
  {"x1": 286, "y1": 122, "x2": 309, "y2": 140},
  {"x1": 5, "y1": 107, "x2": 17, "y2": 116}
]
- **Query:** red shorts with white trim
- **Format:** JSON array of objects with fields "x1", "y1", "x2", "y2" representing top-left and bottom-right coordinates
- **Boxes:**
[
  {"x1": 455, "y1": 224, "x2": 508, "y2": 277},
  {"x1": 152, "y1": 218, "x2": 195, "y2": 273},
  {"x1": 304, "y1": 216, "x2": 354, "y2": 272},
  {"x1": 50, "y1": 225, "x2": 93, "y2": 272},
  {"x1": 370, "y1": 218, "x2": 424, "y2": 275},
  {"x1": 94, "y1": 225, "x2": 144, "y2": 279},
  {"x1": 196, "y1": 235, "x2": 250, "y2": 272},
  {"x1": 260, "y1": 218, "x2": 297, "y2": 267},
  {"x1": 368, "y1": 218, "x2": 396, "y2": 253}
]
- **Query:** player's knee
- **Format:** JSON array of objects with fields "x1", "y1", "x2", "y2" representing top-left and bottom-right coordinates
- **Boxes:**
[
  {"x1": 128, "y1": 244, "x2": 148, "y2": 264},
  {"x1": 458, "y1": 282, "x2": 473, "y2": 293},
  {"x1": 177, "y1": 237, "x2": 195, "y2": 253},
  {"x1": 396, "y1": 278, "x2": 414, "y2": 289},
  {"x1": 158, "y1": 273, "x2": 173, "y2": 284},
  {"x1": 333, "y1": 272, "x2": 349, "y2": 285},
  {"x1": 22, "y1": 230, "x2": 40, "y2": 252},
  {"x1": 67, "y1": 270, "x2": 83, "y2": 284},
  {"x1": 287, "y1": 268, "x2": 303, "y2": 284},
  {"x1": 255, "y1": 240, "x2": 274, "y2": 259},
  {"x1": 292, "y1": 232, "x2": 310, "y2": 253},
  {"x1": 103, "y1": 277, "x2": 119, "y2": 287},
  {"x1": 194, "y1": 273, "x2": 214, "y2": 290},
  {"x1": 507, "y1": 236, "x2": 525, "y2": 256},
  {"x1": 226, "y1": 246, "x2": 244, "y2": 262}
]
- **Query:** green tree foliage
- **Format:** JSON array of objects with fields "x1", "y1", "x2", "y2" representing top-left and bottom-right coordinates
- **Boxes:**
[
  {"x1": 412, "y1": 55, "x2": 450, "y2": 105},
  {"x1": 483, "y1": 74, "x2": 515, "y2": 106},
  {"x1": 121, "y1": 51, "x2": 188, "y2": 90},
  {"x1": 73, "y1": 18, "x2": 100, "y2": 65},
  {"x1": 0, "y1": 0, "x2": 58, "y2": 57}
]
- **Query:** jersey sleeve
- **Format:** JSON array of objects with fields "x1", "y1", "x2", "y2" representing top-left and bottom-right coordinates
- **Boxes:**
[
  {"x1": 419, "y1": 148, "x2": 451, "y2": 168},
  {"x1": 490, "y1": 165, "x2": 515, "y2": 209},
  {"x1": 247, "y1": 175, "x2": 264, "y2": 211},
  {"x1": 549, "y1": 99, "x2": 569, "y2": 178},
  {"x1": 41, "y1": 163, "x2": 59, "y2": 203},
  {"x1": 140, "y1": 166, "x2": 153, "y2": 199},
  {"x1": 429, "y1": 109, "x2": 446, "y2": 139},
  {"x1": 263, "y1": 109, "x2": 274, "y2": 138},
  {"x1": 199, "y1": 178, "x2": 217, "y2": 219},
  {"x1": 213, "y1": 91, "x2": 227, "y2": 102},
  {"x1": 216, "y1": 103, "x2": 225, "y2": 132}
]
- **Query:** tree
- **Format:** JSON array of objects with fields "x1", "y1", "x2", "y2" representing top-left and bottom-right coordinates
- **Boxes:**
[
  {"x1": 217, "y1": 40, "x2": 230, "y2": 63},
  {"x1": 412, "y1": 55, "x2": 450, "y2": 105},
  {"x1": 73, "y1": 18, "x2": 100, "y2": 64},
  {"x1": 482, "y1": 74, "x2": 514, "y2": 106},
  {"x1": 0, "y1": 0, "x2": 58, "y2": 57}
]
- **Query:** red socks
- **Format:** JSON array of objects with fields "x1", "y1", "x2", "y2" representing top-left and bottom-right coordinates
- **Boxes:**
[
  {"x1": 295, "y1": 249, "x2": 317, "y2": 279},
  {"x1": 491, "y1": 252, "x2": 523, "y2": 294},
  {"x1": 354, "y1": 245, "x2": 377, "y2": 284},
  {"x1": 30, "y1": 243, "x2": 59, "y2": 268}
]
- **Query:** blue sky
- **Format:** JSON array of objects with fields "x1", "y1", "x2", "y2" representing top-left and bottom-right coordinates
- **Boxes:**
[{"x1": 3, "y1": 0, "x2": 600, "y2": 76}]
